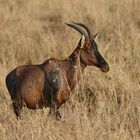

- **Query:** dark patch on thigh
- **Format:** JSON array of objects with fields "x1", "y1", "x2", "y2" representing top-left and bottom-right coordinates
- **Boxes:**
[{"x1": 51, "y1": 69, "x2": 62, "y2": 90}]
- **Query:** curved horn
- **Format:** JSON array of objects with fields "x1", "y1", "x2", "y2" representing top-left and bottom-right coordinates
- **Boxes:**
[
  {"x1": 72, "y1": 22, "x2": 93, "y2": 39},
  {"x1": 66, "y1": 23, "x2": 89, "y2": 40}
]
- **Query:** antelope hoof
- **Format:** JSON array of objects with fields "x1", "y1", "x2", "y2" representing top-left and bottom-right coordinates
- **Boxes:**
[
  {"x1": 55, "y1": 111, "x2": 61, "y2": 120},
  {"x1": 49, "y1": 110, "x2": 61, "y2": 120}
]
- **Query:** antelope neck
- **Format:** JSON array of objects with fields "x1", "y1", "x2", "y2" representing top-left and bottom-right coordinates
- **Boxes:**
[{"x1": 67, "y1": 48, "x2": 87, "y2": 71}]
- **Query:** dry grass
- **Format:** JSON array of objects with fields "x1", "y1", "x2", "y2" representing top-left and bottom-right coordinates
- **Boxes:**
[{"x1": 0, "y1": 0, "x2": 140, "y2": 139}]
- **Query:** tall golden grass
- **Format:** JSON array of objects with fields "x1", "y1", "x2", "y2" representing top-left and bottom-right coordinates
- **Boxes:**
[{"x1": 0, "y1": 0, "x2": 140, "y2": 139}]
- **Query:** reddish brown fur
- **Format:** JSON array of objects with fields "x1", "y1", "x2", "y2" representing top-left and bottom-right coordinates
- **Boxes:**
[{"x1": 5, "y1": 23, "x2": 109, "y2": 119}]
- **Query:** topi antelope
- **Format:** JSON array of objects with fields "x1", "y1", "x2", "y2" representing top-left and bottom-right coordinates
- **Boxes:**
[{"x1": 5, "y1": 22, "x2": 109, "y2": 119}]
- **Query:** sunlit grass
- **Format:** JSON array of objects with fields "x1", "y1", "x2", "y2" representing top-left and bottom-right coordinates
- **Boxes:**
[{"x1": 0, "y1": 0, "x2": 140, "y2": 139}]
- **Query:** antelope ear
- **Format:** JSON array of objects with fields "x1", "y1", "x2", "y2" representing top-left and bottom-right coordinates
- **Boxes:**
[
  {"x1": 92, "y1": 32, "x2": 99, "y2": 39},
  {"x1": 80, "y1": 35, "x2": 85, "y2": 48}
]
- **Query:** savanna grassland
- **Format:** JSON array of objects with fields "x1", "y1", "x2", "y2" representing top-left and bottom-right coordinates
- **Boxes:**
[{"x1": 0, "y1": 0, "x2": 140, "y2": 139}]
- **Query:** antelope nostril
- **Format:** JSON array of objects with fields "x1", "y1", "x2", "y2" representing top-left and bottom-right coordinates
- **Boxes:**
[
  {"x1": 100, "y1": 64, "x2": 109, "y2": 72},
  {"x1": 104, "y1": 64, "x2": 109, "y2": 72},
  {"x1": 106, "y1": 65, "x2": 109, "y2": 72}
]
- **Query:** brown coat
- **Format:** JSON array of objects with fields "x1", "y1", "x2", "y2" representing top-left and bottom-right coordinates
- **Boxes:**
[{"x1": 5, "y1": 23, "x2": 109, "y2": 119}]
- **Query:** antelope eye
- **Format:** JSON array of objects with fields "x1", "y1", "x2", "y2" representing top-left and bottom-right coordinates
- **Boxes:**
[{"x1": 88, "y1": 45, "x2": 92, "y2": 50}]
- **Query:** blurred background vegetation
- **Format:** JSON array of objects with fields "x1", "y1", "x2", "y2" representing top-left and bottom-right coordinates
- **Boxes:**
[{"x1": 0, "y1": 0, "x2": 140, "y2": 139}]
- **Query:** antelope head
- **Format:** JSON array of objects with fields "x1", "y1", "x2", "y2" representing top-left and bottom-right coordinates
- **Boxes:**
[{"x1": 66, "y1": 22, "x2": 109, "y2": 72}]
